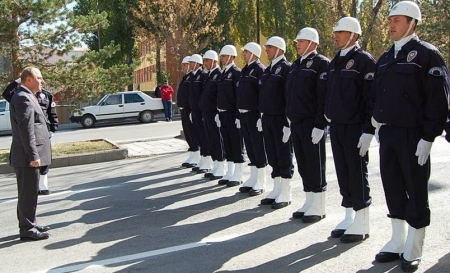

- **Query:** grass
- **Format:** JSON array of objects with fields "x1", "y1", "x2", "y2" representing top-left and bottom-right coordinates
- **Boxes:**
[{"x1": 0, "y1": 140, "x2": 117, "y2": 163}]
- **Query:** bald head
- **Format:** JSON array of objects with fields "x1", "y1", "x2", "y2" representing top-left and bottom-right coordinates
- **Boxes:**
[{"x1": 20, "y1": 67, "x2": 44, "y2": 93}]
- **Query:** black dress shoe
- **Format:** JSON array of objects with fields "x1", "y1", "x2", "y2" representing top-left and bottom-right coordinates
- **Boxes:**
[
  {"x1": 209, "y1": 175, "x2": 223, "y2": 181},
  {"x1": 249, "y1": 189, "x2": 264, "y2": 196},
  {"x1": 302, "y1": 214, "x2": 325, "y2": 223},
  {"x1": 181, "y1": 162, "x2": 189, "y2": 167},
  {"x1": 239, "y1": 186, "x2": 252, "y2": 193},
  {"x1": 292, "y1": 211, "x2": 305, "y2": 219},
  {"x1": 204, "y1": 173, "x2": 213, "y2": 178},
  {"x1": 375, "y1": 252, "x2": 401, "y2": 263},
  {"x1": 196, "y1": 169, "x2": 208, "y2": 174},
  {"x1": 340, "y1": 233, "x2": 369, "y2": 243},
  {"x1": 330, "y1": 229, "x2": 346, "y2": 238},
  {"x1": 38, "y1": 190, "x2": 50, "y2": 195},
  {"x1": 185, "y1": 163, "x2": 196, "y2": 168},
  {"x1": 35, "y1": 225, "x2": 51, "y2": 232},
  {"x1": 401, "y1": 257, "x2": 420, "y2": 272},
  {"x1": 260, "y1": 198, "x2": 275, "y2": 205},
  {"x1": 218, "y1": 179, "x2": 228, "y2": 185},
  {"x1": 227, "y1": 180, "x2": 242, "y2": 187},
  {"x1": 271, "y1": 201, "x2": 291, "y2": 209},
  {"x1": 20, "y1": 231, "x2": 50, "y2": 241},
  {"x1": 192, "y1": 166, "x2": 200, "y2": 172}
]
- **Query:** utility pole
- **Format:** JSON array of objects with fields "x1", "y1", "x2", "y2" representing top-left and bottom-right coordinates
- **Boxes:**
[
  {"x1": 256, "y1": 0, "x2": 260, "y2": 44},
  {"x1": 96, "y1": 0, "x2": 101, "y2": 49}
]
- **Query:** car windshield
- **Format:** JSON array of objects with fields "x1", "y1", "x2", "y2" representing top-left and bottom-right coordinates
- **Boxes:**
[{"x1": 96, "y1": 95, "x2": 109, "y2": 106}]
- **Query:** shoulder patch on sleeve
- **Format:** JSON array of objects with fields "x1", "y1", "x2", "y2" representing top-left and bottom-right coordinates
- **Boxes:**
[
  {"x1": 319, "y1": 72, "x2": 328, "y2": 80},
  {"x1": 365, "y1": 72, "x2": 374, "y2": 80},
  {"x1": 429, "y1": 67, "x2": 444, "y2": 77}
]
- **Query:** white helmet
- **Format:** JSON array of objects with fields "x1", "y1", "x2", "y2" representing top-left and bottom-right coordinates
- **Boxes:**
[
  {"x1": 189, "y1": 54, "x2": 203, "y2": 64},
  {"x1": 389, "y1": 1, "x2": 421, "y2": 22},
  {"x1": 265, "y1": 36, "x2": 286, "y2": 52},
  {"x1": 181, "y1": 56, "x2": 190, "y2": 64},
  {"x1": 242, "y1": 42, "x2": 262, "y2": 58},
  {"x1": 333, "y1": 17, "x2": 362, "y2": 35},
  {"x1": 295, "y1": 27, "x2": 319, "y2": 44},
  {"x1": 219, "y1": 45, "x2": 237, "y2": 56},
  {"x1": 203, "y1": 50, "x2": 218, "y2": 61}
]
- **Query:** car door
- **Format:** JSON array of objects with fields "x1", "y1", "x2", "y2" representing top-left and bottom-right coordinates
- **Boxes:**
[
  {"x1": 97, "y1": 94, "x2": 124, "y2": 120},
  {"x1": 123, "y1": 93, "x2": 146, "y2": 118},
  {"x1": 0, "y1": 100, "x2": 11, "y2": 132}
]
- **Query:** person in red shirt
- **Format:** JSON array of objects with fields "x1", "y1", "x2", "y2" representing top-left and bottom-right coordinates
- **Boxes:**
[{"x1": 161, "y1": 80, "x2": 174, "y2": 121}]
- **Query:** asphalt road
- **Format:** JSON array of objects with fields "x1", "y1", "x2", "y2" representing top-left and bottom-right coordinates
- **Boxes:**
[
  {"x1": 0, "y1": 136, "x2": 449, "y2": 273},
  {"x1": 0, "y1": 116, "x2": 182, "y2": 149}
]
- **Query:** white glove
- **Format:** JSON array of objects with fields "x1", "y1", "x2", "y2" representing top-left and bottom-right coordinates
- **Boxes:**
[
  {"x1": 235, "y1": 118, "x2": 241, "y2": 129},
  {"x1": 287, "y1": 117, "x2": 291, "y2": 126},
  {"x1": 215, "y1": 114, "x2": 221, "y2": 127},
  {"x1": 256, "y1": 118, "x2": 262, "y2": 132},
  {"x1": 282, "y1": 126, "x2": 291, "y2": 143},
  {"x1": 189, "y1": 113, "x2": 192, "y2": 122},
  {"x1": 375, "y1": 128, "x2": 380, "y2": 143},
  {"x1": 415, "y1": 139, "x2": 432, "y2": 166},
  {"x1": 371, "y1": 116, "x2": 380, "y2": 129},
  {"x1": 50, "y1": 132, "x2": 54, "y2": 138},
  {"x1": 357, "y1": 133, "x2": 374, "y2": 157},
  {"x1": 15, "y1": 77, "x2": 21, "y2": 84},
  {"x1": 324, "y1": 114, "x2": 331, "y2": 123},
  {"x1": 311, "y1": 128, "x2": 324, "y2": 144}
]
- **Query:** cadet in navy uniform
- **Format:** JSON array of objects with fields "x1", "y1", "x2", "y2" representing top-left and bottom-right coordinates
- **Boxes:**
[
  {"x1": 258, "y1": 36, "x2": 294, "y2": 209},
  {"x1": 324, "y1": 17, "x2": 376, "y2": 243},
  {"x1": 200, "y1": 50, "x2": 226, "y2": 179},
  {"x1": 285, "y1": 28, "x2": 329, "y2": 222},
  {"x1": 372, "y1": 2, "x2": 449, "y2": 272},
  {"x1": 3, "y1": 78, "x2": 58, "y2": 195},
  {"x1": 216, "y1": 45, "x2": 244, "y2": 187},
  {"x1": 188, "y1": 54, "x2": 209, "y2": 172},
  {"x1": 236, "y1": 42, "x2": 268, "y2": 196},
  {"x1": 178, "y1": 56, "x2": 200, "y2": 168}
]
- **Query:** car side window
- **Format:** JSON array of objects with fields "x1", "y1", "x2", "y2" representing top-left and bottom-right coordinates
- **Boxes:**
[
  {"x1": 0, "y1": 101, "x2": 6, "y2": 112},
  {"x1": 124, "y1": 94, "x2": 144, "y2": 104},
  {"x1": 104, "y1": 95, "x2": 122, "y2": 105}
]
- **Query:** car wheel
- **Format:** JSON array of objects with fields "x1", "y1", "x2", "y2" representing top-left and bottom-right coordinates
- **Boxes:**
[
  {"x1": 140, "y1": 110, "x2": 154, "y2": 123},
  {"x1": 81, "y1": 115, "x2": 95, "y2": 128}
]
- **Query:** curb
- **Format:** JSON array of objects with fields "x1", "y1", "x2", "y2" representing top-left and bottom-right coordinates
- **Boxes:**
[{"x1": 0, "y1": 139, "x2": 128, "y2": 174}]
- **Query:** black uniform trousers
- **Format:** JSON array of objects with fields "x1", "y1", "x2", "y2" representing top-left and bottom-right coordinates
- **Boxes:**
[
  {"x1": 379, "y1": 125, "x2": 430, "y2": 229},
  {"x1": 203, "y1": 111, "x2": 224, "y2": 162},
  {"x1": 262, "y1": 115, "x2": 294, "y2": 179},
  {"x1": 291, "y1": 118, "x2": 327, "y2": 192},
  {"x1": 180, "y1": 108, "x2": 199, "y2": 152},
  {"x1": 219, "y1": 111, "x2": 244, "y2": 163},
  {"x1": 240, "y1": 111, "x2": 267, "y2": 168},
  {"x1": 192, "y1": 110, "x2": 210, "y2": 156},
  {"x1": 15, "y1": 167, "x2": 39, "y2": 235},
  {"x1": 330, "y1": 123, "x2": 371, "y2": 211}
]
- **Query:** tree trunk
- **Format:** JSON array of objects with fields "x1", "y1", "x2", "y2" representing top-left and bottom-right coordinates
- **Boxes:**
[
  {"x1": 361, "y1": 0, "x2": 383, "y2": 50},
  {"x1": 11, "y1": 12, "x2": 20, "y2": 78}
]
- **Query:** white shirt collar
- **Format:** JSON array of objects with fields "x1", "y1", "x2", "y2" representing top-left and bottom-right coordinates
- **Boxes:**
[
  {"x1": 209, "y1": 66, "x2": 219, "y2": 73},
  {"x1": 271, "y1": 54, "x2": 285, "y2": 68},
  {"x1": 300, "y1": 50, "x2": 317, "y2": 63},
  {"x1": 394, "y1": 33, "x2": 417, "y2": 51},
  {"x1": 340, "y1": 44, "x2": 357, "y2": 56},
  {"x1": 192, "y1": 67, "x2": 202, "y2": 74},
  {"x1": 224, "y1": 62, "x2": 235, "y2": 73}
]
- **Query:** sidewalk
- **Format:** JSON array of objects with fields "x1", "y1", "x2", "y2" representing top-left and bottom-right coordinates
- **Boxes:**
[{"x1": 118, "y1": 136, "x2": 188, "y2": 157}]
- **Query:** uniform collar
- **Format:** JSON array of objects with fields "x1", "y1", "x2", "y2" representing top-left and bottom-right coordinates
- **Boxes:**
[
  {"x1": 394, "y1": 33, "x2": 417, "y2": 51},
  {"x1": 224, "y1": 62, "x2": 235, "y2": 73},
  {"x1": 340, "y1": 44, "x2": 358, "y2": 56},
  {"x1": 300, "y1": 50, "x2": 317, "y2": 63},
  {"x1": 271, "y1": 54, "x2": 285, "y2": 68}
]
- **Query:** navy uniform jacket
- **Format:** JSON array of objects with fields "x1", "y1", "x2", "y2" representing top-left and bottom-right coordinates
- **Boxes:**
[
  {"x1": 259, "y1": 58, "x2": 291, "y2": 116},
  {"x1": 189, "y1": 69, "x2": 208, "y2": 111},
  {"x1": 217, "y1": 65, "x2": 242, "y2": 111},
  {"x1": 200, "y1": 68, "x2": 221, "y2": 112},
  {"x1": 36, "y1": 89, "x2": 58, "y2": 132},
  {"x1": 286, "y1": 52, "x2": 330, "y2": 129},
  {"x1": 177, "y1": 73, "x2": 192, "y2": 109},
  {"x1": 2, "y1": 80, "x2": 18, "y2": 102},
  {"x1": 236, "y1": 60, "x2": 265, "y2": 111},
  {"x1": 325, "y1": 47, "x2": 376, "y2": 134},
  {"x1": 373, "y1": 37, "x2": 449, "y2": 142}
]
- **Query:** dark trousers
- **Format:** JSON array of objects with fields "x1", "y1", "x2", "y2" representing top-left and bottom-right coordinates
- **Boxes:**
[
  {"x1": 219, "y1": 111, "x2": 244, "y2": 163},
  {"x1": 15, "y1": 167, "x2": 39, "y2": 235},
  {"x1": 379, "y1": 125, "x2": 430, "y2": 228},
  {"x1": 262, "y1": 115, "x2": 294, "y2": 179},
  {"x1": 162, "y1": 100, "x2": 173, "y2": 120},
  {"x1": 240, "y1": 111, "x2": 267, "y2": 168},
  {"x1": 330, "y1": 123, "x2": 371, "y2": 210},
  {"x1": 192, "y1": 110, "x2": 210, "y2": 156},
  {"x1": 180, "y1": 108, "x2": 199, "y2": 152},
  {"x1": 203, "y1": 111, "x2": 224, "y2": 161},
  {"x1": 291, "y1": 118, "x2": 326, "y2": 192}
]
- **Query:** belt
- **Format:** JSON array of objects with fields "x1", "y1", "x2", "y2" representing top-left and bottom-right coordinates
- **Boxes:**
[
  {"x1": 239, "y1": 109, "x2": 250, "y2": 113},
  {"x1": 217, "y1": 108, "x2": 227, "y2": 112}
]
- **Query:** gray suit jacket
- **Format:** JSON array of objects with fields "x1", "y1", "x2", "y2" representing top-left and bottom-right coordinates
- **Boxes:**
[{"x1": 9, "y1": 87, "x2": 51, "y2": 167}]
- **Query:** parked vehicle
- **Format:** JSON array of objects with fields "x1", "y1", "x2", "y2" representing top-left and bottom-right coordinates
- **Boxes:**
[
  {"x1": 70, "y1": 91, "x2": 164, "y2": 128},
  {"x1": 0, "y1": 99, "x2": 11, "y2": 133}
]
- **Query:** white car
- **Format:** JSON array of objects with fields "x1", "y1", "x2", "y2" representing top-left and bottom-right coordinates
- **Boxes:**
[
  {"x1": 70, "y1": 91, "x2": 164, "y2": 128},
  {"x1": 0, "y1": 99, "x2": 11, "y2": 133}
]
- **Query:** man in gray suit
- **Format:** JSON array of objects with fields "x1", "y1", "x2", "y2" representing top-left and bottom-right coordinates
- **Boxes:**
[{"x1": 10, "y1": 67, "x2": 52, "y2": 241}]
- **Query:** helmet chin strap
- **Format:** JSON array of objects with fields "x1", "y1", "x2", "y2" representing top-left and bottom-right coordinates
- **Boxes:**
[
  {"x1": 247, "y1": 53, "x2": 254, "y2": 64},
  {"x1": 398, "y1": 20, "x2": 415, "y2": 41},
  {"x1": 300, "y1": 41, "x2": 312, "y2": 57},
  {"x1": 342, "y1": 33, "x2": 355, "y2": 50}
]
